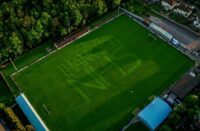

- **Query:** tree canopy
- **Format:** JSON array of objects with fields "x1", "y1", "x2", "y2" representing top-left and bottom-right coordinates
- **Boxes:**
[{"x1": 0, "y1": 0, "x2": 121, "y2": 65}]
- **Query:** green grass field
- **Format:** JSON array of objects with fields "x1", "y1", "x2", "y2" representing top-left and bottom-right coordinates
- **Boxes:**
[
  {"x1": 12, "y1": 14, "x2": 193, "y2": 130},
  {"x1": 0, "y1": 78, "x2": 12, "y2": 103}
]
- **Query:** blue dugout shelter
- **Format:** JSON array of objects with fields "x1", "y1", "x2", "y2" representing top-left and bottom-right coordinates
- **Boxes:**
[
  {"x1": 16, "y1": 93, "x2": 49, "y2": 131},
  {"x1": 138, "y1": 97, "x2": 172, "y2": 131}
]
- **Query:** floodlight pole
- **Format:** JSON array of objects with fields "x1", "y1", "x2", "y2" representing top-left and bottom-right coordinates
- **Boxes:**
[{"x1": 10, "y1": 58, "x2": 17, "y2": 71}]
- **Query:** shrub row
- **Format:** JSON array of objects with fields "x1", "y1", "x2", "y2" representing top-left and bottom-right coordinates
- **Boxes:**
[{"x1": 3, "y1": 107, "x2": 25, "y2": 131}]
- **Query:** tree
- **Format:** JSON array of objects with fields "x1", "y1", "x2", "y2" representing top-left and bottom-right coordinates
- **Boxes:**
[
  {"x1": 113, "y1": 0, "x2": 121, "y2": 7},
  {"x1": 106, "y1": 0, "x2": 121, "y2": 9},
  {"x1": 9, "y1": 32, "x2": 23, "y2": 55},
  {"x1": 168, "y1": 112, "x2": 181, "y2": 126},
  {"x1": 25, "y1": 125, "x2": 34, "y2": 131},
  {"x1": 174, "y1": 103, "x2": 187, "y2": 113},
  {"x1": 0, "y1": 0, "x2": 120, "y2": 65},
  {"x1": 40, "y1": 12, "x2": 51, "y2": 27},
  {"x1": 94, "y1": 0, "x2": 107, "y2": 16},
  {"x1": 52, "y1": 17, "x2": 59, "y2": 27},
  {"x1": 185, "y1": 94, "x2": 199, "y2": 106},
  {"x1": 17, "y1": 9, "x2": 24, "y2": 18},
  {"x1": 42, "y1": 0, "x2": 52, "y2": 9},
  {"x1": 27, "y1": 29, "x2": 40, "y2": 47},
  {"x1": 194, "y1": 109, "x2": 200, "y2": 127},
  {"x1": 159, "y1": 125, "x2": 172, "y2": 131},
  {"x1": 0, "y1": 103, "x2": 5, "y2": 110},
  {"x1": 4, "y1": 107, "x2": 25, "y2": 130},
  {"x1": 60, "y1": 27, "x2": 68, "y2": 37},
  {"x1": 1, "y1": 48, "x2": 9, "y2": 60},
  {"x1": 70, "y1": 6, "x2": 83, "y2": 27},
  {"x1": 23, "y1": 16, "x2": 35, "y2": 28},
  {"x1": 35, "y1": 20, "x2": 44, "y2": 38}
]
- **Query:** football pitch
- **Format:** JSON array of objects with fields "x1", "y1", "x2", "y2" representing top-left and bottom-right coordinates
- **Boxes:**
[{"x1": 12, "y1": 14, "x2": 193, "y2": 130}]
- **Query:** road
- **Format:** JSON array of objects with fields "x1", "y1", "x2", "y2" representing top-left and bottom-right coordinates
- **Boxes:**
[{"x1": 150, "y1": 15, "x2": 200, "y2": 45}]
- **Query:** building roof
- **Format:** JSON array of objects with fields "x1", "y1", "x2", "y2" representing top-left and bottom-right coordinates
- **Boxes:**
[
  {"x1": 162, "y1": 0, "x2": 176, "y2": 6},
  {"x1": 138, "y1": 97, "x2": 172, "y2": 131},
  {"x1": 16, "y1": 94, "x2": 49, "y2": 131},
  {"x1": 187, "y1": 40, "x2": 200, "y2": 52},
  {"x1": 169, "y1": 73, "x2": 200, "y2": 98},
  {"x1": 176, "y1": 4, "x2": 193, "y2": 13}
]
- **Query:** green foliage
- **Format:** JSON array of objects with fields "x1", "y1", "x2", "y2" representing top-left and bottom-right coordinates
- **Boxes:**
[
  {"x1": 168, "y1": 112, "x2": 181, "y2": 126},
  {"x1": 174, "y1": 103, "x2": 187, "y2": 113},
  {"x1": 9, "y1": 32, "x2": 23, "y2": 55},
  {"x1": 184, "y1": 94, "x2": 199, "y2": 106},
  {"x1": 40, "y1": 12, "x2": 51, "y2": 27},
  {"x1": 0, "y1": 0, "x2": 120, "y2": 65},
  {"x1": 70, "y1": 6, "x2": 83, "y2": 27},
  {"x1": 169, "y1": 12, "x2": 190, "y2": 25},
  {"x1": 94, "y1": 0, "x2": 108, "y2": 17},
  {"x1": 185, "y1": 0, "x2": 200, "y2": 8},
  {"x1": 159, "y1": 125, "x2": 172, "y2": 131},
  {"x1": 60, "y1": 27, "x2": 68, "y2": 37},
  {"x1": 22, "y1": 16, "x2": 35, "y2": 29},
  {"x1": 122, "y1": 0, "x2": 150, "y2": 17},
  {"x1": 25, "y1": 125, "x2": 34, "y2": 131},
  {"x1": 3, "y1": 107, "x2": 25, "y2": 130},
  {"x1": 164, "y1": 91, "x2": 200, "y2": 129},
  {"x1": 113, "y1": 0, "x2": 122, "y2": 6},
  {"x1": 0, "y1": 103, "x2": 5, "y2": 110}
]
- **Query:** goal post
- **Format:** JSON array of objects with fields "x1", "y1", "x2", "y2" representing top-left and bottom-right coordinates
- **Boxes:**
[{"x1": 10, "y1": 58, "x2": 18, "y2": 71}]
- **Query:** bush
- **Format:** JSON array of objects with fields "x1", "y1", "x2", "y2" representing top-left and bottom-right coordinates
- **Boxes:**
[
  {"x1": 159, "y1": 125, "x2": 172, "y2": 131},
  {"x1": 169, "y1": 13, "x2": 190, "y2": 25},
  {"x1": 25, "y1": 125, "x2": 35, "y2": 131},
  {"x1": 173, "y1": 103, "x2": 187, "y2": 113},
  {"x1": 184, "y1": 94, "x2": 199, "y2": 106},
  {"x1": 0, "y1": 103, "x2": 5, "y2": 110},
  {"x1": 3, "y1": 107, "x2": 25, "y2": 131}
]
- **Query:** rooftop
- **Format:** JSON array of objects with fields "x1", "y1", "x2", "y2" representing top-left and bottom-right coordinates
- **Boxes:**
[
  {"x1": 187, "y1": 40, "x2": 200, "y2": 52},
  {"x1": 138, "y1": 97, "x2": 172, "y2": 130},
  {"x1": 175, "y1": 4, "x2": 194, "y2": 12},
  {"x1": 162, "y1": 0, "x2": 177, "y2": 6},
  {"x1": 169, "y1": 73, "x2": 200, "y2": 99}
]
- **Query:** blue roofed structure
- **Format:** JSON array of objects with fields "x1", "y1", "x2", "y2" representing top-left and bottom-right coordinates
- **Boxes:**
[
  {"x1": 138, "y1": 97, "x2": 172, "y2": 131},
  {"x1": 16, "y1": 93, "x2": 49, "y2": 131}
]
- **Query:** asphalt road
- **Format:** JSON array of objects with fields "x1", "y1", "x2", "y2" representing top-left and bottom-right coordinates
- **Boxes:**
[{"x1": 150, "y1": 16, "x2": 200, "y2": 45}]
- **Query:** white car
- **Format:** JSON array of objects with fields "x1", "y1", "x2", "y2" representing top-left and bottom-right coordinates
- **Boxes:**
[{"x1": 171, "y1": 38, "x2": 180, "y2": 47}]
